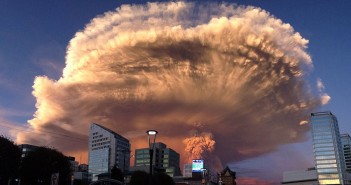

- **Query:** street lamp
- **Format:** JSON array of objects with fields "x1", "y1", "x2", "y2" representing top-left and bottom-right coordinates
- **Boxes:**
[
  {"x1": 201, "y1": 168, "x2": 208, "y2": 185},
  {"x1": 146, "y1": 130, "x2": 158, "y2": 176}
]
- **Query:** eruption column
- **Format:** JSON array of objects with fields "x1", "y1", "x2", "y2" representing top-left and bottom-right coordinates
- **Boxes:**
[{"x1": 18, "y1": 2, "x2": 329, "y2": 166}]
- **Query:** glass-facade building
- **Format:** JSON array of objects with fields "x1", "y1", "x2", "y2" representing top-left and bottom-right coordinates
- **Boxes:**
[
  {"x1": 310, "y1": 111, "x2": 347, "y2": 185},
  {"x1": 88, "y1": 123, "x2": 130, "y2": 181},
  {"x1": 133, "y1": 142, "x2": 181, "y2": 177},
  {"x1": 341, "y1": 134, "x2": 351, "y2": 173}
]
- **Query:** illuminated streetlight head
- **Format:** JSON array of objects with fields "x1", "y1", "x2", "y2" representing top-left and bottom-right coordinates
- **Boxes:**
[
  {"x1": 146, "y1": 129, "x2": 158, "y2": 175},
  {"x1": 146, "y1": 130, "x2": 158, "y2": 136},
  {"x1": 146, "y1": 129, "x2": 158, "y2": 150}
]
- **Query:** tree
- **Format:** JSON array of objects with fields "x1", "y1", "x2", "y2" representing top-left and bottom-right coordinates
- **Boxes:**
[
  {"x1": 73, "y1": 179, "x2": 90, "y2": 185},
  {"x1": 20, "y1": 146, "x2": 72, "y2": 185},
  {"x1": 0, "y1": 135, "x2": 21, "y2": 185},
  {"x1": 111, "y1": 164, "x2": 124, "y2": 182}
]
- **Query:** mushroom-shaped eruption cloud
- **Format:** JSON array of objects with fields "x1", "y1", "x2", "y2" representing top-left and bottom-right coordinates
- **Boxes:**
[{"x1": 18, "y1": 2, "x2": 328, "y2": 166}]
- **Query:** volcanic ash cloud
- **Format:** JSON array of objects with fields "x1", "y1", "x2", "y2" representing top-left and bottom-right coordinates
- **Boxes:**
[{"x1": 19, "y1": 2, "x2": 328, "y2": 165}]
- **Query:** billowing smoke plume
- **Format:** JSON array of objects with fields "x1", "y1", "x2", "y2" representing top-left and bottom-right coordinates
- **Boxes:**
[
  {"x1": 17, "y1": 2, "x2": 328, "y2": 166},
  {"x1": 183, "y1": 132, "x2": 215, "y2": 161}
]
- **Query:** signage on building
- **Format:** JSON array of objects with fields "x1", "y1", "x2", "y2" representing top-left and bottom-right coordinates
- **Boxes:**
[{"x1": 192, "y1": 159, "x2": 204, "y2": 172}]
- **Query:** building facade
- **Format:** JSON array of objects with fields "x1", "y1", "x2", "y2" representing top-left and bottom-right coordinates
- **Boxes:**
[
  {"x1": 219, "y1": 166, "x2": 236, "y2": 185},
  {"x1": 88, "y1": 123, "x2": 130, "y2": 181},
  {"x1": 132, "y1": 142, "x2": 181, "y2": 177},
  {"x1": 310, "y1": 111, "x2": 348, "y2": 185},
  {"x1": 19, "y1": 144, "x2": 38, "y2": 158},
  {"x1": 183, "y1": 164, "x2": 192, "y2": 177},
  {"x1": 341, "y1": 134, "x2": 351, "y2": 173},
  {"x1": 282, "y1": 168, "x2": 318, "y2": 185},
  {"x1": 73, "y1": 164, "x2": 91, "y2": 184}
]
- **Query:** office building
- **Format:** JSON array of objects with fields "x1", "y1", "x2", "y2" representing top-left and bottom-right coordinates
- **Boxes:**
[
  {"x1": 88, "y1": 123, "x2": 131, "y2": 181},
  {"x1": 282, "y1": 168, "x2": 318, "y2": 185},
  {"x1": 174, "y1": 165, "x2": 232, "y2": 185},
  {"x1": 68, "y1": 156, "x2": 79, "y2": 172},
  {"x1": 183, "y1": 164, "x2": 192, "y2": 177},
  {"x1": 341, "y1": 134, "x2": 351, "y2": 173},
  {"x1": 310, "y1": 111, "x2": 348, "y2": 185},
  {"x1": 78, "y1": 164, "x2": 88, "y2": 172},
  {"x1": 132, "y1": 142, "x2": 181, "y2": 177},
  {"x1": 19, "y1": 144, "x2": 38, "y2": 158},
  {"x1": 73, "y1": 164, "x2": 91, "y2": 183},
  {"x1": 219, "y1": 166, "x2": 236, "y2": 185}
]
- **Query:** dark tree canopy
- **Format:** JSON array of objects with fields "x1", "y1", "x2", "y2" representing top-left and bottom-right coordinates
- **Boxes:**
[
  {"x1": 111, "y1": 164, "x2": 124, "y2": 182},
  {"x1": 0, "y1": 135, "x2": 21, "y2": 185},
  {"x1": 73, "y1": 179, "x2": 90, "y2": 185},
  {"x1": 20, "y1": 146, "x2": 72, "y2": 185},
  {"x1": 152, "y1": 172, "x2": 175, "y2": 185},
  {"x1": 129, "y1": 171, "x2": 149, "y2": 185}
]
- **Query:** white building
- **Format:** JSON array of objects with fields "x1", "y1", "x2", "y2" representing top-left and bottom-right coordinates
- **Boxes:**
[
  {"x1": 88, "y1": 123, "x2": 130, "y2": 181},
  {"x1": 183, "y1": 164, "x2": 192, "y2": 177},
  {"x1": 282, "y1": 168, "x2": 318, "y2": 185}
]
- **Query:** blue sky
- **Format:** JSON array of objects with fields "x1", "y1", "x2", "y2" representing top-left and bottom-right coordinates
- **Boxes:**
[
  {"x1": 1, "y1": 0, "x2": 350, "y2": 183},
  {"x1": 1, "y1": 0, "x2": 350, "y2": 132}
]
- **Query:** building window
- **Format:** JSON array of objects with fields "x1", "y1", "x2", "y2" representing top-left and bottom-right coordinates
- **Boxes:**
[
  {"x1": 316, "y1": 159, "x2": 337, "y2": 164},
  {"x1": 319, "y1": 179, "x2": 340, "y2": 184},
  {"x1": 317, "y1": 164, "x2": 337, "y2": 168},
  {"x1": 317, "y1": 168, "x2": 338, "y2": 173},
  {"x1": 315, "y1": 151, "x2": 335, "y2": 156},
  {"x1": 319, "y1": 174, "x2": 339, "y2": 179},
  {"x1": 314, "y1": 147, "x2": 335, "y2": 152}
]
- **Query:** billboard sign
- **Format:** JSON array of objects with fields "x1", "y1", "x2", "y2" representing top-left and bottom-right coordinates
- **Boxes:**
[{"x1": 192, "y1": 159, "x2": 204, "y2": 172}]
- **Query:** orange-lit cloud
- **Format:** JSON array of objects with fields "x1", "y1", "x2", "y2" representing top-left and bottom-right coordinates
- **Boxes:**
[
  {"x1": 183, "y1": 131, "x2": 215, "y2": 162},
  {"x1": 16, "y1": 2, "x2": 329, "y2": 168}
]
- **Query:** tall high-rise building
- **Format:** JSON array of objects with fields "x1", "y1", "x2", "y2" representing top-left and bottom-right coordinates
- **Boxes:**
[
  {"x1": 310, "y1": 111, "x2": 348, "y2": 185},
  {"x1": 341, "y1": 134, "x2": 351, "y2": 173},
  {"x1": 132, "y1": 142, "x2": 181, "y2": 177},
  {"x1": 88, "y1": 123, "x2": 130, "y2": 181}
]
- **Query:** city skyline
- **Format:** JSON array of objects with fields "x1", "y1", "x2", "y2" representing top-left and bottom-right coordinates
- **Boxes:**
[{"x1": 1, "y1": 1, "x2": 351, "y2": 185}]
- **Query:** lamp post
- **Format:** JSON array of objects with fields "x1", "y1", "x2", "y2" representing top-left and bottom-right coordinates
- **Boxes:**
[
  {"x1": 146, "y1": 130, "x2": 158, "y2": 176},
  {"x1": 201, "y1": 168, "x2": 208, "y2": 185}
]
